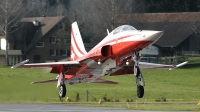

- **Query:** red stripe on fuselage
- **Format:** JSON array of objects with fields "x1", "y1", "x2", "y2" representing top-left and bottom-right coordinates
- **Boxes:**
[
  {"x1": 87, "y1": 34, "x2": 138, "y2": 54},
  {"x1": 102, "y1": 35, "x2": 135, "y2": 47}
]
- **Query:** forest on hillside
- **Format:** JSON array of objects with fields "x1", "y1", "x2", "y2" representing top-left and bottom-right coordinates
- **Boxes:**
[{"x1": 1, "y1": 0, "x2": 200, "y2": 45}]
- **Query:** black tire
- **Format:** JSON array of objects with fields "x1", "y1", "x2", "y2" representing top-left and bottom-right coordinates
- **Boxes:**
[
  {"x1": 59, "y1": 85, "x2": 66, "y2": 98},
  {"x1": 137, "y1": 85, "x2": 144, "y2": 98}
]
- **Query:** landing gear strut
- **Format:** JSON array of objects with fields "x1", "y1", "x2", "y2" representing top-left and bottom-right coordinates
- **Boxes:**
[
  {"x1": 58, "y1": 66, "x2": 68, "y2": 100},
  {"x1": 133, "y1": 51, "x2": 145, "y2": 98}
]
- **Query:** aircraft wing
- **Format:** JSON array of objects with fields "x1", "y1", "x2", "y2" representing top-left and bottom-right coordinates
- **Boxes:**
[
  {"x1": 11, "y1": 59, "x2": 80, "y2": 68},
  {"x1": 110, "y1": 61, "x2": 188, "y2": 76},
  {"x1": 139, "y1": 61, "x2": 188, "y2": 70}
]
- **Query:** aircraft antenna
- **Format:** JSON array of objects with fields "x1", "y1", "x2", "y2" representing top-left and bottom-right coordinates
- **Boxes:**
[{"x1": 107, "y1": 29, "x2": 109, "y2": 35}]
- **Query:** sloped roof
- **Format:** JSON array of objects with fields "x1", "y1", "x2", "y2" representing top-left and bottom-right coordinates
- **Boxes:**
[
  {"x1": 115, "y1": 12, "x2": 200, "y2": 47},
  {"x1": 21, "y1": 16, "x2": 64, "y2": 52}
]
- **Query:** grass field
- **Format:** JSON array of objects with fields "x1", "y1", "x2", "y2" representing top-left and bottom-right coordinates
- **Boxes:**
[{"x1": 0, "y1": 58, "x2": 200, "y2": 110}]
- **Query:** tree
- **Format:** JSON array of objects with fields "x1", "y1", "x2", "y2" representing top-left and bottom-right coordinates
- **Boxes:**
[
  {"x1": 146, "y1": 0, "x2": 199, "y2": 13},
  {"x1": 55, "y1": 16, "x2": 94, "y2": 51},
  {"x1": 55, "y1": 18, "x2": 71, "y2": 49},
  {"x1": 93, "y1": 0, "x2": 119, "y2": 30},
  {"x1": 29, "y1": 0, "x2": 70, "y2": 17},
  {"x1": 0, "y1": 0, "x2": 33, "y2": 65}
]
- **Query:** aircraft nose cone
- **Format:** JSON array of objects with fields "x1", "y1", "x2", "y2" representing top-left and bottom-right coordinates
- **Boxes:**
[{"x1": 147, "y1": 31, "x2": 163, "y2": 41}]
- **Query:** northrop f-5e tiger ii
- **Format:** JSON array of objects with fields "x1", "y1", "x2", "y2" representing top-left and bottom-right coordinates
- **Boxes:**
[{"x1": 12, "y1": 21, "x2": 188, "y2": 99}]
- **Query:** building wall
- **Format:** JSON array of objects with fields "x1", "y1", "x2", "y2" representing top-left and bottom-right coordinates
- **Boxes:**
[
  {"x1": 189, "y1": 35, "x2": 200, "y2": 51},
  {"x1": 26, "y1": 30, "x2": 70, "y2": 63},
  {"x1": 0, "y1": 50, "x2": 22, "y2": 66},
  {"x1": 0, "y1": 56, "x2": 5, "y2": 65}
]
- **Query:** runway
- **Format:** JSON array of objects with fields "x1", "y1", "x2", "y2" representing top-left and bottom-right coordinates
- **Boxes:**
[
  {"x1": 0, "y1": 104, "x2": 193, "y2": 112},
  {"x1": 0, "y1": 104, "x2": 136, "y2": 112}
]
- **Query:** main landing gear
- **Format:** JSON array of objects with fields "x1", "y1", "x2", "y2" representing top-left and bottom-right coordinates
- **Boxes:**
[
  {"x1": 59, "y1": 84, "x2": 66, "y2": 99},
  {"x1": 133, "y1": 51, "x2": 145, "y2": 98},
  {"x1": 58, "y1": 66, "x2": 69, "y2": 101}
]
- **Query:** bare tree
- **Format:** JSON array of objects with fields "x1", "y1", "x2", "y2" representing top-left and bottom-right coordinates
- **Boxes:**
[
  {"x1": 55, "y1": 16, "x2": 94, "y2": 50},
  {"x1": 0, "y1": 0, "x2": 34, "y2": 65},
  {"x1": 93, "y1": 0, "x2": 119, "y2": 30},
  {"x1": 128, "y1": 0, "x2": 146, "y2": 24},
  {"x1": 55, "y1": 18, "x2": 71, "y2": 49},
  {"x1": 29, "y1": 0, "x2": 68, "y2": 17},
  {"x1": 64, "y1": 0, "x2": 145, "y2": 44}
]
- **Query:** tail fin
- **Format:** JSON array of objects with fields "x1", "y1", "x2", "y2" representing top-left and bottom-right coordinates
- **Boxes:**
[{"x1": 70, "y1": 22, "x2": 87, "y2": 61}]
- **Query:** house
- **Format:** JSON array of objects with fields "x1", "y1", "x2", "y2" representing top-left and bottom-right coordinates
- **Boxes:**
[
  {"x1": 115, "y1": 12, "x2": 200, "y2": 56},
  {"x1": 18, "y1": 16, "x2": 70, "y2": 63},
  {"x1": 0, "y1": 33, "x2": 22, "y2": 66},
  {"x1": 5, "y1": 16, "x2": 94, "y2": 64}
]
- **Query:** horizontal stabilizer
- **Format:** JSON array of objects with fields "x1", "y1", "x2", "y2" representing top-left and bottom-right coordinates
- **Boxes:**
[
  {"x1": 31, "y1": 79, "x2": 58, "y2": 84},
  {"x1": 90, "y1": 79, "x2": 118, "y2": 84}
]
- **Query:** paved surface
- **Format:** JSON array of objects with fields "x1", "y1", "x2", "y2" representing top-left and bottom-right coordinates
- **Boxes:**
[
  {"x1": 0, "y1": 104, "x2": 137, "y2": 112},
  {"x1": 0, "y1": 104, "x2": 194, "y2": 112}
]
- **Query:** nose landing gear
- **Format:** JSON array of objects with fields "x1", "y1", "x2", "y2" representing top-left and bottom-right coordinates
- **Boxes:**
[{"x1": 133, "y1": 51, "x2": 145, "y2": 98}]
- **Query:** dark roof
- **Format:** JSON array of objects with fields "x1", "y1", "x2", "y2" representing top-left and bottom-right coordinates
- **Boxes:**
[
  {"x1": 21, "y1": 16, "x2": 64, "y2": 52},
  {"x1": 115, "y1": 12, "x2": 200, "y2": 47}
]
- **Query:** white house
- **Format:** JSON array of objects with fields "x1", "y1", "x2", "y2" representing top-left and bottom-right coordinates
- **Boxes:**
[
  {"x1": 141, "y1": 45, "x2": 159, "y2": 56},
  {"x1": 0, "y1": 36, "x2": 22, "y2": 65}
]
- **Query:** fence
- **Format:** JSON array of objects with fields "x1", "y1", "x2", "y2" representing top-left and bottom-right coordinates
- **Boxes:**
[
  {"x1": 141, "y1": 52, "x2": 200, "y2": 65},
  {"x1": 177, "y1": 51, "x2": 200, "y2": 56},
  {"x1": 47, "y1": 89, "x2": 200, "y2": 103}
]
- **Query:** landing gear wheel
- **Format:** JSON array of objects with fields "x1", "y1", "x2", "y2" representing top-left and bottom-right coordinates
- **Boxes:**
[
  {"x1": 59, "y1": 85, "x2": 66, "y2": 98},
  {"x1": 137, "y1": 85, "x2": 144, "y2": 98}
]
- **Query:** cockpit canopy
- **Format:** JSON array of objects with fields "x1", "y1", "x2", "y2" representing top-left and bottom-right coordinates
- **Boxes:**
[{"x1": 113, "y1": 25, "x2": 137, "y2": 34}]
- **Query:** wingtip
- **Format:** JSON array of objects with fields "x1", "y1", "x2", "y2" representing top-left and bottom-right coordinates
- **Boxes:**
[
  {"x1": 176, "y1": 61, "x2": 188, "y2": 68},
  {"x1": 11, "y1": 59, "x2": 30, "y2": 69},
  {"x1": 169, "y1": 61, "x2": 188, "y2": 70}
]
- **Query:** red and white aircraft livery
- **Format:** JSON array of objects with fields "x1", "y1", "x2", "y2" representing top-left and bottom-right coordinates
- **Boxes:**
[{"x1": 12, "y1": 22, "x2": 188, "y2": 99}]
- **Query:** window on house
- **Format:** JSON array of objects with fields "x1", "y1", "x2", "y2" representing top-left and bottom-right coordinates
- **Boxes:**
[
  {"x1": 50, "y1": 49, "x2": 58, "y2": 56},
  {"x1": 50, "y1": 36, "x2": 57, "y2": 43},
  {"x1": 67, "y1": 49, "x2": 70, "y2": 56},
  {"x1": 57, "y1": 23, "x2": 64, "y2": 30},
  {"x1": 34, "y1": 55, "x2": 41, "y2": 63},
  {"x1": 60, "y1": 49, "x2": 67, "y2": 56},
  {"x1": 36, "y1": 42, "x2": 44, "y2": 47}
]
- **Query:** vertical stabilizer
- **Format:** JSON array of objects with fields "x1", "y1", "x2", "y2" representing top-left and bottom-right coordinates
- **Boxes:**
[{"x1": 70, "y1": 22, "x2": 87, "y2": 61}]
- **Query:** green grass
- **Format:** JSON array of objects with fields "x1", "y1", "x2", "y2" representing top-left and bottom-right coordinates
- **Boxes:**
[{"x1": 0, "y1": 61, "x2": 200, "y2": 110}]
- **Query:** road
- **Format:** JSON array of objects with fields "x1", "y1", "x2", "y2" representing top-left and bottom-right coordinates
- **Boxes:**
[{"x1": 0, "y1": 104, "x2": 194, "y2": 112}]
